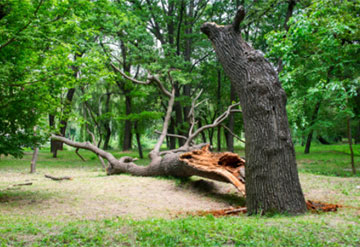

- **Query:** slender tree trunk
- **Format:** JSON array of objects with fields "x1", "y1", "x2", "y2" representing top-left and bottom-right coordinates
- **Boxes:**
[
  {"x1": 51, "y1": 53, "x2": 80, "y2": 156},
  {"x1": 226, "y1": 84, "x2": 236, "y2": 152},
  {"x1": 103, "y1": 127, "x2": 111, "y2": 150},
  {"x1": 49, "y1": 114, "x2": 57, "y2": 154},
  {"x1": 168, "y1": 117, "x2": 177, "y2": 149},
  {"x1": 201, "y1": 8, "x2": 306, "y2": 214},
  {"x1": 123, "y1": 94, "x2": 132, "y2": 151},
  {"x1": 103, "y1": 92, "x2": 112, "y2": 150},
  {"x1": 347, "y1": 118, "x2": 356, "y2": 174},
  {"x1": 304, "y1": 101, "x2": 321, "y2": 154},
  {"x1": 217, "y1": 126, "x2": 222, "y2": 151},
  {"x1": 182, "y1": 0, "x2": 194, "y2": 129},
  {"x1": 135, "y1": 121, "x2": 143, "y2": 159},
  {"x1": 30, "y1": 147, "x2": 39, "y2": 173},
  {"x1": 198, "y1": 119, "x2": 207, "y2": 143},
  {"x1": 217, "y1": 69, "x2": 222, "y2": 151},
  {"x1": 174, "y1": 83, "x2": 185, "y2": 147}
]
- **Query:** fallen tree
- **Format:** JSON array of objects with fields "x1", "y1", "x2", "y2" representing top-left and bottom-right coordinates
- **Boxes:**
[{"x1": 51, "y1": 68, "x2": 246, "y2": 194}]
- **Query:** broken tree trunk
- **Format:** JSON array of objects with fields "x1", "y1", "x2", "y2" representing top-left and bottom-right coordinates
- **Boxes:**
[
  {"x1": 201, "y1": 7, "x2": 306, "y2": 214},
  {"x1": 51, "y1": 67, "x2": 246, "y2": 200},
  {"x1": 51, "y1": 135, "x2": 246, "y2": 195}
]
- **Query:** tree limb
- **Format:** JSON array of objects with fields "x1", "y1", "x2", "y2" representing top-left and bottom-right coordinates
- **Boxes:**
[
  {"x1": 151, "y1": 87, "x2": 176, "y2": 155},
  {"x1": 110, "y1": 62, "x2": 172, "y2": 97},
  {"x1": 155, "y1": 130, "x2": 187, "y2": 140},
  {"x1": 233, "y1": 6, "x2": 246, "y2": 32},
  {"x1": 75, "y1": 148, "x2": 86, "y2": 162},
  {"x1": 221, "y1": 124, "x2": 245, "y2": 143},
  {"x1": 184, "y1": 102, "x2": 241, "y2": 147}
]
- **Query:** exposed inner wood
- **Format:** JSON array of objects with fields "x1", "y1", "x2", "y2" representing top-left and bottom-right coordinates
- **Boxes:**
[{"x1": 180, "y1": 145, "x2": 246, "y2": 195}]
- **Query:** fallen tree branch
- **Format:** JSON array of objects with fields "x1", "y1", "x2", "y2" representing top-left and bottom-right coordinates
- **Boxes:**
[
  {"x1": 1, "y1": 182, "x2": 33, "y2": 191},
  {"x1": 110, "y1": 62, "x2": 172, "y2": 98},
  {"x1": 45, "y1": 175, "x2": 72, "y2": 181}
]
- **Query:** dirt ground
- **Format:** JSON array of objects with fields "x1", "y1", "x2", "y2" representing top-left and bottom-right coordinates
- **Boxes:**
[
  {"x1": 0, "y1": 167, "x2": 244, "y2": 220},
  {"x1": 1, "y1": 165, "x2": 359, "y2": 220}
]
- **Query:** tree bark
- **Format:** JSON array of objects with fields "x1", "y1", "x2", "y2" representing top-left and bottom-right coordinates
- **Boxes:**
[
  {"x1": 50, "y1": 135, "x2": 246, "y2": 195},
  {"x1": 304, "y1": 101, "x2": 321, "y2": 154},
  {"x1": 30, "y1": 147, "x2": 39, "y2": 173},
  {"x1": 347, "y1": 118, "x2": 356, "y2": 174},
  {"x1": 201, "y1": 7, "x2": 306, "y2": 214}
]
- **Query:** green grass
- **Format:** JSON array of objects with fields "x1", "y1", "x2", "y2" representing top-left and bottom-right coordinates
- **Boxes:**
[
  {"x1": 0, "y1": 143, "x2": 360, "y2": 246},
  {"x1": 1, "y1": 213, "x2": 359, "y2": 247},
  {"x1": 296, "y1": 143, "x2": 360, "y2": 177}
]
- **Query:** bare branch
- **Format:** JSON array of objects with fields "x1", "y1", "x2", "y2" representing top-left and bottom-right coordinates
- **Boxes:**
[
  {"x1": 184, "y1": 102, "x2": 241, "y2": 147},
  {"x1": 110, "y1": 62, "x2": 172, "y2": 97},
  {"x1": 51, "y1": 135, "x2": 119, "y2": 166},
  {"x1": 155, "y1": 130, "x2": 187, "y2": 140},
  {"x1": 233, "y1": 6, "x2": 246, "y2": 32},
  {"x1": 187, "y1": 89, "x2": 204, "y2": 137},
  {"x1": 86, "y1": 129, "x2": 106, "y2": 170},
  {"x1": 151, "y1": 87, "x2": 176, "y2": 154},
  {"x1": 75, "y1": 147, "x2": 86, "y2": 162},
  {"x1": 221, "y1": 124, "x2": 245, "y2": 143}
]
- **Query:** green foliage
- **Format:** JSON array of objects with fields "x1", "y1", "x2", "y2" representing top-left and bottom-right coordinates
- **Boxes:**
[{"x1": 267, "y1": 0, "x2": 360, "y2": 143}]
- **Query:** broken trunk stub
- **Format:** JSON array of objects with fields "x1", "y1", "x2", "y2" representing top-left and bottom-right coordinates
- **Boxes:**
[{"x1": 180, "y1": 144, "x2": 246, "y2": 195}]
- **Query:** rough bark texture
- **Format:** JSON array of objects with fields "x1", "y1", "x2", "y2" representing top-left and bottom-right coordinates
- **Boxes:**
[{"x1": 201, "y1": 8, "x2": 306, "y2": 214}]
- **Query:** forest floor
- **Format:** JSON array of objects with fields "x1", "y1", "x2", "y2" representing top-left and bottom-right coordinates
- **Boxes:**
[{"x1": 0, "y1": 144, "x2": 359, "y2": 246}]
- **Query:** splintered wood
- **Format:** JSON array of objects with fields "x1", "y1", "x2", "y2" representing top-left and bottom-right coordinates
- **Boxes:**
[
  {"x1": 185, "y1": 200, "x2": 341, "y2": 217},
  {"x1": 306, "y1": 200, "x2": 341, "y2": 212},
  {"x1": 180, "y1": 144, "x2": 246, "y2": 195},
  {"x1": 187, "y1": 207, "x2": 247, "y2": 217}
]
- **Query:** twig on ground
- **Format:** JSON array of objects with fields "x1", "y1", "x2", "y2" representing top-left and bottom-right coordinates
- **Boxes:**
[{"x1": 44, "y1": 175, "x2": 72, "y2": 181}]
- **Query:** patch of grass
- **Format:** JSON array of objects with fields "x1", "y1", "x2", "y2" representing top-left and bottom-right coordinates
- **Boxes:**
[
  {"x1": 0, "y1": 214, "x2": 359, "y2": 246},
  {"x1": 295, "y1": 144, "x2": 360, "y2": 177}
]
